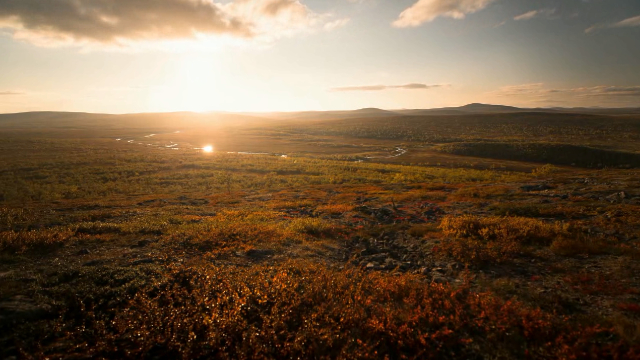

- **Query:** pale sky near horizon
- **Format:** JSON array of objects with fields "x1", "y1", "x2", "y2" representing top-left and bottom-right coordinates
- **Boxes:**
[{"x1": 0, "y1": 0, "x2": 639, "y2": 113}]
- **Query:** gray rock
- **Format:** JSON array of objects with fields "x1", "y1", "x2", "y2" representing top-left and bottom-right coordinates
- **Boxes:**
[
  {"x1": 431, "y1": 276, "x2": 448, "y2": 284},
  {"x1": 367, "y1": 253, "x2": 389, "y2": 263},
  {"x1": 245, "y1": 249, "x2": 276, "y2": 259},
  {"x1": 82, "y1": 259, "x2": 103, "y2": 267},
  {"x1": 521, "y1": 184, "x2": 552, "y2": 192},
  {"x1": 384, "y1": 258, "x2": 401, "y2": 269},
  {"x1": 136, "y1": 239, "x2": 152, "y2": 248}
]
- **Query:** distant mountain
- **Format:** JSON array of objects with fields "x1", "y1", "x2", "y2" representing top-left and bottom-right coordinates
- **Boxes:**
[
  {"x1": 2, "y1": 104, "x2": 639, "y2": 130},
  {"x1": 457, "y1": 103, "x2": 524, "y2": 112},
  {"x1": 397, "y1": 103, "x2": 640, "y2": 116},
  {"x1": 352, "y1": 108, "x2": 398, "y2": 116},
  {"x1": 396, "y1": 103, "x2": 536, "y2": 116}
]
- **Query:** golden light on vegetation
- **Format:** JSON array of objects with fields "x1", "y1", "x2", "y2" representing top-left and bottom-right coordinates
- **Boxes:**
[{"x1": 3, "y1": 110, "x2": 640, "y2": 358}]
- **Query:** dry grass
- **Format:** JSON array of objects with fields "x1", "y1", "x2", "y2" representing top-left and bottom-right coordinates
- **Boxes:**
[{"x1": 438, "y1": 215, "x2": 571, "y2": 264}]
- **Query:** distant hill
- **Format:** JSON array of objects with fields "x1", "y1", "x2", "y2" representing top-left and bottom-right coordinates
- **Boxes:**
[
  {"x1": 548, "y1": 107, "x2": 640, "y2": 115},
  {"x1": 396, "y1": 103, "x2": 527, "y2": 116},
  {"x1": 396, "y1": 104, "x2": 640, "y2": 116},
  {"x1": 254, "y1": 108, "x2": 403, "y2": 121},
  {"x1": 0, "y1": 111, "x2": 268, "y2": 130},
  {"x1": 458, "y1": 103, "x2": 524, "y2": 112},
  {"x1": 2, "y1": 104, "x2": 640, "y2": 130}
]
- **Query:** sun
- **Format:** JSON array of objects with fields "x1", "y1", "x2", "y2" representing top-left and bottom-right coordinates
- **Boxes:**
[
  {"x1": 148, "y1": 55, "x2": 225, "y2": 112},
  {"x1": 202, "y1": 145, "x2": 214, "y2": 153}
]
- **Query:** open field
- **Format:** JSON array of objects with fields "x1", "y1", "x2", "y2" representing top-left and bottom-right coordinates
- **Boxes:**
[{"x1": 2, "y1": 108, "x2": 640, "y2": 358}]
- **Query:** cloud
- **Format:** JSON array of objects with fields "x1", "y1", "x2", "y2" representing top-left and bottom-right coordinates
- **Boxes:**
[
  {"x1": 0, "y1": 0, "x2": 248, "y2": 43},
  {"x1": 613, "y1": 15, "x2": 640, "y2": 28},
  {"x1": 490, "y1": 83, "x2": 640, "y2": 106},
  {"x1": 574, "y1": 86, "x2": 640, "y2": 98},
  {"x1": 392, "y1": 0, "x2": 497, "y2": 28},
  {"x1": 331, "y1": 83, "x2": 444, "y2": 92},
  {"x1": 513, "y1": 8, "x2": 556, "y2": 21},
  {"x1": 0, "y1": 91, "x2": 24, "y2": 95},
  {"x1": 0, "y1": 0, "x2": 337, "y2": 48},
  {"x1": 513, "y1": 10, "x2": 539, "y2": 21},
  {"x1": 323, "y1": 18, "x2": 350, "y2": 31},
  {"x1": 586, "y1": 14, "x2": 640, "y2": 33}
]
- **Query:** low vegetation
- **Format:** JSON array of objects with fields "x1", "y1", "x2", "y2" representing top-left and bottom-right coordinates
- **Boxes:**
[
  {"x1": 2, "y1": 113, "x2": 640, "y2": 358},
  {"x1": 438, "y1": 142, "x2": 640, "y2": 168}
]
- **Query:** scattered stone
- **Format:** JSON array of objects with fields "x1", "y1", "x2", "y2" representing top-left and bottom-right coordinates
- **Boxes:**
[
  {"x1": 135, "y1": 239, "x2": 152, "y2": 248},
  {"x1": 606, "y1": 192, "x2": 628, "y2": 202},
  {"x1": 520, "y1": 184, "x2": 553, "y2": 192},
  {"x1": 384, "y1": 258, "x2": 401, "y2": 270},
  {"x1": 245, "y1": 249, "x2": 276, "y2": 259},
  {"x1": 431, "y1": 276, "x2": 448, "y2": 284},
  {"x1": 77, "y1": 248, "x2": 90, "y2": 255}
]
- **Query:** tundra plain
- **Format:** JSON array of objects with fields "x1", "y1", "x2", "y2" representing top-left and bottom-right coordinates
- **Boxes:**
[{"x1": 2, "y1": 107, "x2": 640, "y2": 359}]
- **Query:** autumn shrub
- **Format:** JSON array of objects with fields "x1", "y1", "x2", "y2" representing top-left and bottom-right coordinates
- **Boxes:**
[
  {"x1": 438, "y1": 215, "x2": 571, "y2": 264},
  {"x1": 612, "y1": 314, "x2": 640, "y2": 344},
  {"x1": 316, "y1": 203, "x2": 354, "y2": 215},
  {"x1": 550, "y1": 234, "x2": 612, "y2": 256},
  {"x1": 490, "y1": 203, "x2": 543, "y2": 217},
  {"x1": 407, "y1": 223, "x2": 439, "y2": 238},
  {"x1": 30, "y1": 261, "x2": 638, "y2": 359},
  {"x1": 165, "y1": 214, "x2": 289, "y2": 253},
  {"x1": 0, "y1": 228, "x2": 74, "y2": 254},
  {"x1": 0, "y1": 207, "x2": 36, "y2": 231},
  {"x1": 563, "y1": 272, "x2": 638, "y2": 297},
  {"x1": 531, "y1": 164, "x2": 559, "y2": 176},
  {"x1": 452, "y1": 185, "x2": 512, "y2": 200},
  {"x1": 617, "y1": 303, "x2": 640, "y2": 314},
  {"x1": 287, "y1": 217, "x2": 335, "y2": 237},
  {"x1": 75, "y1": 221, "x2": 123, "y2": 235}
]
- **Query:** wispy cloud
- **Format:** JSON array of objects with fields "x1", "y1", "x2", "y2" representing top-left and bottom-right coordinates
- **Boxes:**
[
  {"x1": 513, "y1": 10, "x2": 539, "y2": 21},
  {"x1": 490, "y1": 83, "x2": 640, "y2": 106},
  {"x1": 586, "y1": 14, "x2": 640, "y2": 33},
  {"x1": 513, "y1": 8, "x2": 556, "y2": 21},
  {"x1": 0, "y1": 91, "x2": 24, "y2": 96},
  {"x1": 331, "y1": 83, "x2": 444, "y2": 92},
  {"x1": 0, "y1": 0, "x2": 341, "y2": 48},
  {"x1": 392, "y1": 0, "x2": 497, "y2": 28},
  {"x1": 614, "y1": 15, "x2": 640, "y2": 28}
]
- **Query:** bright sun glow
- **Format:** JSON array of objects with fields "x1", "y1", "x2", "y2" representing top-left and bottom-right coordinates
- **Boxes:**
[
  {"x1": 202, "y1": 145, "x2": 214, "y2": 153},
  {"x1": 148, "y1": 55, "x2": 224, "y2": 112}
]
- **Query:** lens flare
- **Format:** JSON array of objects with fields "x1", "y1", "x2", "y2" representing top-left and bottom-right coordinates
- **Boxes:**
[{"x1": 202, "y1": 145, "x2": 214, "y2": 153}]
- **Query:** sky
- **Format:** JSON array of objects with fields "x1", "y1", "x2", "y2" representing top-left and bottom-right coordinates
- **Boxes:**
[{"x1": 0, "y1": 0, "x2": 639, "y2": 113}]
